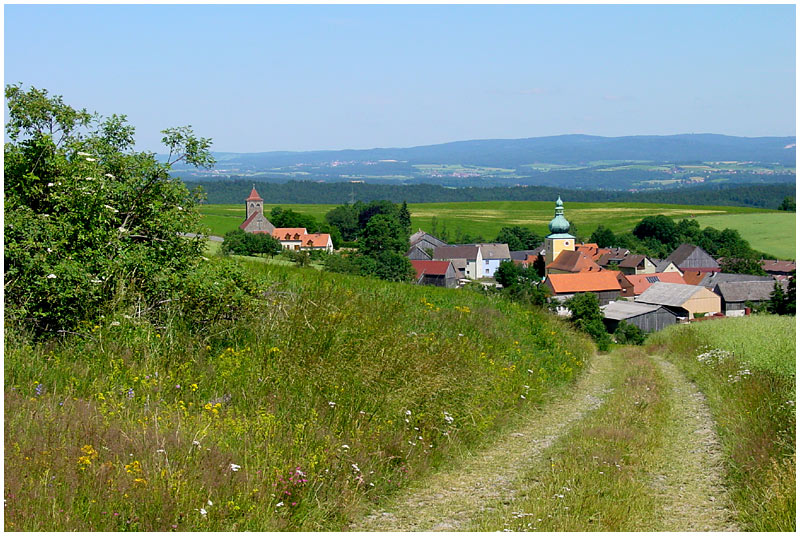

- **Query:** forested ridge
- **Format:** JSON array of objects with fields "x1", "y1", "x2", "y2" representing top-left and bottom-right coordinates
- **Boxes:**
[{"x1": 187, "y1": 179, "x2": 794, "y2": 210}]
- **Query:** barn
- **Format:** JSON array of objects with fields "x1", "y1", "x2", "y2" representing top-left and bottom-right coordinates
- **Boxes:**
[
  {"x1": 601, "y1": 300, "x2": 680, "y2": 333},
  {"x1": 635, "y1": 281, "x2": 721, "y2": 318}
]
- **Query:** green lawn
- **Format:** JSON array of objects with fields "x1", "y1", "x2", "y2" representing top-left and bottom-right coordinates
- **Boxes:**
[{"x1": 693, "y1": 212, "x2": 795, "y2": 260}]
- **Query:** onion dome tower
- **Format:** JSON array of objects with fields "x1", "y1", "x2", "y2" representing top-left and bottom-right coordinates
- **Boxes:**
[{"x1": 545, "y1": 196, "x2": 575, "y2": 266}]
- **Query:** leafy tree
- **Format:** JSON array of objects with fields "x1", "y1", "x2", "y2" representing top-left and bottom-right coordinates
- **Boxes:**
[
  {"x1": 590, "y1": 225, "x2": 617, "y2": 248},
  {"x1": 768, "y1": 272, "x2": 795, "y2": 316},
  {"x1": 719, "y1": 255, "x2": 768, "y2": 276},
  {"x1": 633, "y1": 215, "x2": 679, "y2": 247},
  {"x1": 221, "y1": 229, "x2": 252, "y2": 255},
  {"x1": 371, "y1": 251, "x2": 415, "y2": 282},
  {"x1": 4, "y1": 84, "x2": 213, "y2": 334},
  {"x1": 357, "y1": 200, "x2": 398, "y2": 229},
  {"x1": 613, "y1": 321, "x2": 645, "y2": 345},
  {"x1": 270, "y1": 206, "x2": 319, "y2": 232},
  {"x1": 495, "y1": 259, "x2": 524, "y2": 288},
  {"x1": 324, "y1": 204, "x2": 360, "y2": 241},
  {"x1": 778, "y1": 196, "x2": 796, "y2": 212},
  {"x1": 495, "y1": 226, "x2": 542, "y2": 251},
  {"x1": 564, "y1": 292, "x2": 612, "y2": 351},
  {"x1": 398, "y1": 201, "x2": 412, "y2": 237},
  {"x1": 358, "y1": 214, "x2": 408, "y2": 257}
]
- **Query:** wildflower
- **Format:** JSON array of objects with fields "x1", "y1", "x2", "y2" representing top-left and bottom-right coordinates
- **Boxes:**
[
  {"x1": 520, "y1": 395, "x2": 526, "y2": 399},
  {"x1": 86, "y1": 157, "x2": 96, "y2": 162},
  {"x1": 77, "y1": 151, "x2": 91, "y2": 156},
  {"x1": 328, "y1": 401, "x2": 336, "y2": 407},
  {"x1": 35, "y1": 383, "x2": 44, "y2": 396},
  {"x1": 105, "y1": 173, "x2": 114, "y2": 178},
  {"x1": 207, "y1": 500, "x2": 213, "y2": 506},
  {"x1": 443, "y1": 411, "x2": 454, "y2": 424},
  {"x1": 191, "y1": 383, "x2": 198, "y2": 392},
  {"x1": 230, "y1": 463, "x2": 241, "y2": 472},
  {"x1": 341, "y1": 444, "x2": 350, "y2": 450},
  {"x1": 47, "y1": 182, "x2": 54, "y2": 187},
  {"x1": 133, "y1": 478, "x2": 147, "y2": 486},
  {"x1": 276, "y1": 502, "x2": 284, "y2": 508},
  {"x1": 103, "y1": 204, "x2": 118, "y2": 213},
  {"x1": 46, "y1": 274, "x2": 57, "y2": 279},
  {"x1": 156, "y1": 449, "x2": 165, "y2": 453},
  {"x1": 351, "y1": 463, "x2": 360, "y2": 472},
  {"x1": 192, "y1": 440, "x2": 201, "y2": 447},
  {"x1": 127, "y1": 388, "x2": 134, "y2": 399},
  {"x1": 405, "y1": 410, "x2": 412, "y2": 416},
  {"x1": 199, "y1": 508, "x2": 207, "y2": 516}
]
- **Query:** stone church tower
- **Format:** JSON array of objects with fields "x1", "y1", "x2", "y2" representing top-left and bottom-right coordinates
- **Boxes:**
[
  {"x1": 544, "y1": 196, "x2": 575, "y2": 266},
  {"x1": 239, "y1": 186, "x2": 275, "y2": 234}
]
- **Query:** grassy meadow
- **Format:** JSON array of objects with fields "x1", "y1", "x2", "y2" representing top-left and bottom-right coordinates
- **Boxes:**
[
  {"x1": 647, "y1": 316, "x2": 796, "y2": 531},
  {"x1": 199, "y1": 201, "x2": 777, "y2": 245},
  {"x1": 693, "y1": 212, "x2": 796, "y2": 260},
  {"x1": 4, "y1": 258, "x2": 594, "y2": 531}
]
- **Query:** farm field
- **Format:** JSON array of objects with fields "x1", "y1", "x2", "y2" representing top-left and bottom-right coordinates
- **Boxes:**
[
  {"x1": 199, "y1": 201, "x2": 774, "y2": 242},
  {"x1": 693, "y1": 212, "x2": 796, "y2": 260}
]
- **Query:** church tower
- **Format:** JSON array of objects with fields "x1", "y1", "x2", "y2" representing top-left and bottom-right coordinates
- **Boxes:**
[
  {"x1": 246, "y1": 185, "x2": 263, "y2": 219},
  {"x1": 545, "y1": 196, "x2": 575, "y2": 266}
]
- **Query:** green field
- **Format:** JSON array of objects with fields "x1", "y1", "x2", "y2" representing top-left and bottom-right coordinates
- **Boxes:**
[
  {"x1": 199, "y1": 201, "x2": 791, "y2": 258},
  {"x1": 693, "y1": 212, "x2": 796, "y2": 260}
]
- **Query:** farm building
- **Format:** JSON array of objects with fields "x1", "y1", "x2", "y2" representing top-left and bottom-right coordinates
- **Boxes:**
[
  {"x1": 617, "y1": 254, "x2": 656, "y2": 275},
  {"x1": 601, "y1": 301, "x2": 680, "y2": 333},
  {"x1": 662, "y1": 243, "x2": 720, "y2": 273},
  {"x1": 760, "y1": 259, "x2": 796, "y2": 277},
  {"x1": 406, "y1": 244, "x2": 432, "y2": 260},
  {"x1": 409, "y1": 230, "x2": 447, "y2": 253},
  {"x1": 713, "y1": 280, "x2": 780, "y2": 316},
  {"x1": 476, "y1": 243, "x2": 512, "y2": 278},
  {"x1": 695, "y1": 272, "x2": 774, "y2": 289},
  {"x1": 616, "y1": 272, "x2": 635, "y2": 298},
  {"x1": 625, "y1": 272, "x2": 687, "y2": 295},
  {"x1": 596, "y1": 248, "x2": 632, "y2": 268},
  {"x1": 545, "y1": 271, "x2": 623, "y2": 305},
  {"x1": 635, "y1": 282, "x2": 721, "y2": 318},
  {"x1": 410, "y1": 260, "x2": 459, "y2": 288},
  {"x1": 433, "y1": 245, "x2": 482, "y2": 279},
  {"x1": 653, "y1": 259, "x2": 683, "y2": 274}
]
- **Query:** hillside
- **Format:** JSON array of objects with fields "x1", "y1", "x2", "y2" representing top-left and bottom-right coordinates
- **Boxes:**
[
  {"x1": 4, "y1": 259, "x2": 593, "y2": 531},
  {"x1": 173, "y1": 134, "x2": 796, "y2": 189}
]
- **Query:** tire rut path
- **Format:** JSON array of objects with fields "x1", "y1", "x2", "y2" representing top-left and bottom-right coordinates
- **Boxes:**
[{"x1": 352, "y1": 353, "x2": 617, "y2": 532}]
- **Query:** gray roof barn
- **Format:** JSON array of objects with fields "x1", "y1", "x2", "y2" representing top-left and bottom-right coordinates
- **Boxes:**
[
  {"x1": 406, "y1": 244, "x2": 432, "y2": 260},
  {"x1": 636, "y1": 281, "x2": 722, "y2": 316},
  {"x1": 602, "y1": 300, "x2": 680, "y2": 333},
  {"x1": 510, "y1": 249, "x2": 542, "y2": 261},
  {"x1": 409, "y1": 230, "x2": 447, "y2": 251},
  {"x1": 434, "y1": 245, "x2": 480, "y2": 261},
  {"x1": 663, "y1": 243, "x2": 719, "y2": 271},
  {"x1": 698, "y1": 272, "x2": 774, "y2": 288},
  {"x1": 714, "y1": 281, "x2": 777, "y2": 303}
]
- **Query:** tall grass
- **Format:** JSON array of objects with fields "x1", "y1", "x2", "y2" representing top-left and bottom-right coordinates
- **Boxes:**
[
  {"x1": 647, "y1": 316, "x2": 796, "y2": 531},
  {"x1": 4, "y1": 259, "x2": 593, "y2": 531}
]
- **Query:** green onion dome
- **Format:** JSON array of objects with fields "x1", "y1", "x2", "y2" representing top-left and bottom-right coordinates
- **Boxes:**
[{"x1": 548, "y1": 196, "x2": 571, "y2": 234}]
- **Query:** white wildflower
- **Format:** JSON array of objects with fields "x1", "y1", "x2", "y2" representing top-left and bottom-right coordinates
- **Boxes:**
[
  {"x1": 351, "y1": 463, "x2": 360, "y2": 472},
  {"x1": 47, "y1": 182, "x2": 54, "y2": 187},
  {"x1": 341, "y1": 444, "x2": 350, "y2": 450},
  {"x1": 207, "y1": 499, "x2": 213, "y2": 506},
  {"x1": 527, "y1": 369, "x2": 534, "y2": 373},
  {"x1": 105, "y1": 173, "x2": 114, "y2": 178},
  {"x1": 405, "y1": 410, "x2": 412, "y2": 416},
  {"x1": 520, "y1": 395, "x2": 526, "y2": 399},
  {"x1": 199, "y1": 508, "x2": 207, "y2": 516},
  {"x1": 156, "y1": 449, "x2": 165, "y2": 453},
  {"x1": 110, "y1": 321, "x2": 120, "y2": 326},
  {"x1": 276, "y1": 501, "x2": 284, "y2": 508},
  {"x1": 192, "y1": 440, "x2": 201, "y2": 447},
  {"x1": 328, "y1": 401, "x2": 336, "y2": 407},
  {"x1": 103, "y1": 204, "x2": 118, "y2": 213},
  {"x1": 85, "y1": 157, "x2": 96, "y2": 162},
  {"x1": 77, "y1": 151, "x2": 91, "y2": 156},
  {"x1": 229, "y1": 463, "x2": 241, "y2": 472},
  {"x1": 46, "y1": 274, "x2": 57, "y2": 279}
]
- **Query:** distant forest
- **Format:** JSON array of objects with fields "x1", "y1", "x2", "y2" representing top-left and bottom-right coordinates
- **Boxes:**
[{"x1": 185, "y1": 179, "x2": 795, "y2": 210}]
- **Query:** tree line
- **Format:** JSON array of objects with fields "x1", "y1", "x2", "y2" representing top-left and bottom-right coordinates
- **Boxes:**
[{"x1": 186, "y1": 178, "x2": 796, "y2": 210}]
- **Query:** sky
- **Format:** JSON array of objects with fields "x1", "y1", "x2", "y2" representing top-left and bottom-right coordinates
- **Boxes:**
[{"x1": 3, "y1": 3, "x2": 796, "y2": 153}]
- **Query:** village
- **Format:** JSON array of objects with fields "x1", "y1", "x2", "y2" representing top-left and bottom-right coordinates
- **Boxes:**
[{"x1": 237, "y1": 188, "x2": 794, "y2": 335}]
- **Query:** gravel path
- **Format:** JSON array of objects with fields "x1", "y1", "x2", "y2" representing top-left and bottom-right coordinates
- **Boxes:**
[
  {"x1": 352, "y1": 352, "x2": 739, "y2": 532},
  {"x1": 352, "y1": 353, "x2": 617, "y2": 531},
  {"x1": 650, "y1": 356, "x2": 739, "y2": 531}
]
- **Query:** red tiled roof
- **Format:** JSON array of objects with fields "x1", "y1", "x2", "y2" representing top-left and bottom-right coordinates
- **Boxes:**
[
  {"x1": 625, "y1": 272, "x2": 687, "y2": 295},
  {"x1": 272, "y1": 227, "x2": 308, "y2": 240},
  {"x1": 761, "y1": 259, "x2": 796, "y2": 273},
  {"x1": 546, "y1": 250, "x2": 602, "y2": 273},
  {"x1": 410, "y1": 260, "x2": 452, "y2": 278},
  {"x1": 546, "y1": 271, "x2": 622, "y2": 294},
  {"x1": 246, "y1": 187, "x2": 263, "y2": 202},
  {"x1": 681, "y1": 270, "x2": 706, "y2": 286},
  {"x1": 302, "y1": 233, "x2": 331, "y2": 248}
]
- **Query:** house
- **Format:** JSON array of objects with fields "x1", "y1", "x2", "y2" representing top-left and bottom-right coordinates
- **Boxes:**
[
  {"x1": 601, "y1": 301, "x2": 680, "y2": 333},
  {"x1": 575, "y1": 243, "x2": 608, "y2": 261},
  {"x1": 662, "y1": 243, "x2": 720, "y2": 273},
  {"x1": 760, "y1": 259, "x2": 796, "y2": 278},
  {"x1": 625, "y1": 272, "x2": 687, "y2": 296},
  {"x1": 695, "y1": 272, "x2": 775, "y2": 289},
  {"x1": 544, "y1": 271, "x2": 623, "y2": 306},
  {"x1": 433, "y1": 245, "x2": 483, "y2": 280},
  {"x1": 617, "y1": 254, "x2": 656, "y2": 275},
  {"x1": 615, "y1": 272, "x2": 635, "y2": 299},
  {"x1": 510, "y1": 249, "x2": 544, "y2": 261},
  {"x1": 406, "y1": 244, "x2": 432, "y2": 260},
  {"x1": 239, "y1": 187, "x2": 275, "y2": 234},
  {"x1": 410, "y1": 260, "x2": 459, "y2": 288},
  {"x1": 596, "y1": 248, "x2": 631, "y2": 268},
  {"x1": 545, "y1": 250, "x2": 604, "y2": 274},
  {"x1": 476, "y1": 243, "x2": 512, "y2": 278},
  {"x1": 654, "y1": 259, "x2": 683, "y2": 274},
  {"x1": 635, "y1": 282, "x2": 721, "y2": 318},
  {"x1": 409, "y1": 230, "x2": 447, "y2": 253},
  {"x1": 713, "y1": 280, "x2": 781, "y2": 316}
]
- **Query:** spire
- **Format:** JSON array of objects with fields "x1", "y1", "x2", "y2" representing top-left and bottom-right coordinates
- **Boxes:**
[
  {"x1": 548, "y1": 196, "x2": 571, "y2": 235},
  {"x1": 246, "y1": 186, "x2": 263, "y2": 202}
]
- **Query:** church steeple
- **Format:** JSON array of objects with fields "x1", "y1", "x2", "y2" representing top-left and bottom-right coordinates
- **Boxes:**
[
  {"x1": 246, "y1": 185, "x2": 263, "y2": 219},
  {"x1": 544, "y1": 196, "x2": 575, "y2": 269}
]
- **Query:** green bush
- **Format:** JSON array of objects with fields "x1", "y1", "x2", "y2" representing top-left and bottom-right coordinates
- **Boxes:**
[{"x1": 613, "y1": 320, "x2": 645, "y2": 345}]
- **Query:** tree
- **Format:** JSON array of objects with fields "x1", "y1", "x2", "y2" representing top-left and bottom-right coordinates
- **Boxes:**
[
  {"x1": 633, "y1": 215, "x2": 679, "y2": 247},
  {"x1": 589, "y1": 225, "x2": 617, "y2": 248},
  {"x1": 613, "y1": 321, "x2": 645, "y2": 345},
  {"x1": 358, "y1": 214, "x2": 408, "y2": 257},
  {"x1": 495, "y1": 260, "x2": 524, "y2": 288},
  {"x1": 719, "y1": 256, "x2": 768, "y2": 276},
  {"x1": 325, "y1": 204, "x2": 360, "y2": 241},
  {"x1": 564, "y1": 292, "x2": 612, "y2": 351},
  {"x1": 4, "y1": 84, "x2": 213, "y2": 334},
  {"x1": 495, "y1": 226, "x2": 543, "y2": 251},
  {"x1": 398, "y1": 201, "x2": 412, "y2": 237},
  {"x1": 778, "y1": 196, "x2": 796, "y2": 212}
]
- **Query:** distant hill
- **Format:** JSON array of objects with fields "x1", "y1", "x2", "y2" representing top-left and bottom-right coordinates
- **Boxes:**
[{"x1": 170, "y1": 134, "x2": 796, "y2": 190}]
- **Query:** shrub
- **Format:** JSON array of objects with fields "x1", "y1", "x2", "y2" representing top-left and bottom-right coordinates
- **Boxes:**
[{"x1": 613, "y1": 320, "x2": 645, "y2": 345}]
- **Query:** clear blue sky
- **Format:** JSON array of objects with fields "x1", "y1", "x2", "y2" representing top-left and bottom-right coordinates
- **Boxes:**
[{"x1": 4, "y1": 4, "x2": 796, "y2": 153}]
